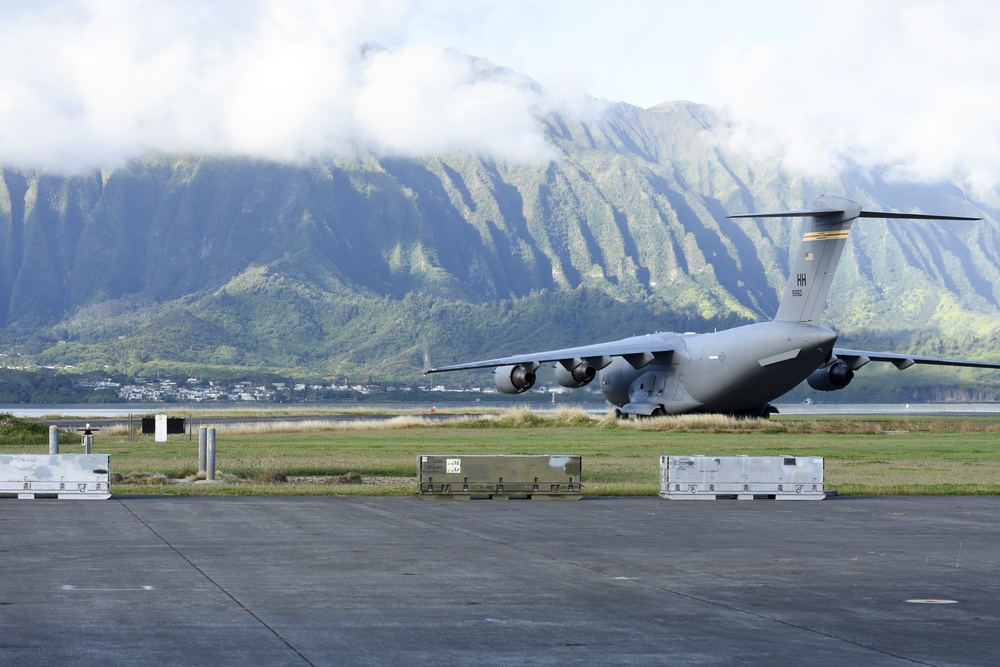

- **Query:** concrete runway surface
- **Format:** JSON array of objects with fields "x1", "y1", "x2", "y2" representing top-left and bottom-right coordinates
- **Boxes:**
[{"x1": 2, "y1": 495, "x2": 998, "y2": 666}]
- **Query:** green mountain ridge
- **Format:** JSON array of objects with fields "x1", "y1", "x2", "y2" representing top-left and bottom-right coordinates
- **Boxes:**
[{"x1": 2, "y1": 101, "x2": 1000, "y2": 399}]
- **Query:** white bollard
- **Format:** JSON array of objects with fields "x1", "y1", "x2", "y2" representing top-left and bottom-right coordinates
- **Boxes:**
[
  {"x1": 49, "y1": 426, "x2": 59, "y2": 454},
  {"x1": 198, "y1": 427, "x2": 207, "y2": 474},
  {"x1": 206, "y1": 428, "x2": 216, "y2": 481}
]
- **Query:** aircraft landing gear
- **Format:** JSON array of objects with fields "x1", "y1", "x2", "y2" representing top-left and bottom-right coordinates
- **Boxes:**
[{"x1": 729, "y1": 404, "x2": 779, "y2": 420}]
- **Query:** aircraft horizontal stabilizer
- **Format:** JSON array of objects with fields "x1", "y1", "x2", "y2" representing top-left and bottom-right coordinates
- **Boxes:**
[
  {"x1": 727, "y1": 208, "x2": 848, "y2": 219},
  {"x1": 856, "y1": 211, "x2": 982, "y2": 221},
  {"x1": 727, "y1": 196, "x2": 980, "y2": 224},
  {"x1": 728, "y1": 210, "x2": 980, "y2": 221}
]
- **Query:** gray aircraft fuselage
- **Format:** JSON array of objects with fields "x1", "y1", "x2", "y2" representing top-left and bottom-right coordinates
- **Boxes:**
[{"x1": 599, "y1": 322, "x2": 837, "y2": 416}]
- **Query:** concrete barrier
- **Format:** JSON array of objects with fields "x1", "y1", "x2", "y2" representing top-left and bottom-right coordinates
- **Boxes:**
[{"x1": 0, "y1": 454, "x2": 112, "y2": 500}]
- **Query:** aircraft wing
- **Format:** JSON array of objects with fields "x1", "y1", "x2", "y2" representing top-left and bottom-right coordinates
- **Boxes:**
[
  {"x1": 425, "y1": 332, "x2": 686, "y2": 374},
  {"x1": 833, "y1": 348, "x2": 1000, "y2": 371}
]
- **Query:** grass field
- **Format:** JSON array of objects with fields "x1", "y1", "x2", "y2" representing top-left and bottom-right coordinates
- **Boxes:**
[{"x1": 3, "y1": 408, "x2": 1000, "y2": 496}]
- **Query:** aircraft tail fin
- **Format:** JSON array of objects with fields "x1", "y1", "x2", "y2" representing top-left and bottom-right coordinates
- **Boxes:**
[{"x1": 728, "y1": 196, "x2": 980, "y2": 324}]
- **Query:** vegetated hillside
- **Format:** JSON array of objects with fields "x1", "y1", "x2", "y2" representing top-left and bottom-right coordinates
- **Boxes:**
[{"x1": 2, "y1": 100, "x2": 1000, "y2": 398}]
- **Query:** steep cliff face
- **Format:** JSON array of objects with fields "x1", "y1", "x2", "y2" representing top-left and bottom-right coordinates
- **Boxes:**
[{"x1": 1, "y1": 101, "x2": 998, "y2": 381}]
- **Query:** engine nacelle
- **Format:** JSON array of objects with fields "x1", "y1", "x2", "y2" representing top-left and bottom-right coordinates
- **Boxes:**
[
  {"x1": 554, "y1": 361, "x2": 596, "y2": 388},
  {"x1": 494, "y1": 364, "x2": 536, "y2": 394},
  {"x1": 806, "y1": 361, "x2": 855, "y2": 391}
]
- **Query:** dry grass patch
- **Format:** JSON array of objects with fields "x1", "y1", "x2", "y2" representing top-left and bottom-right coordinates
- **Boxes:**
[
  {"x1": 206, "y1": 415, "x2": 474, "y2": 435},
  {"x1": 120, "y1": 472, "x2": 169, "y2": 485},
  {"x1": 463, "y1": 407, "x2": 598, "y2": 428},
  {"x1": 259, "y1": 471, "x2": 288, "y2": 484}
]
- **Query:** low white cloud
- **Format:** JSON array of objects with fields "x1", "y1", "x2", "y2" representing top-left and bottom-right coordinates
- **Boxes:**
[
  {"x1": 709, "y1": 0, "x2": 1000, "y2": 193},
  {"x1": 354, "y1": 46, "x2": 553, "y2": 160},
  {"x1": 7, "y1": 0, "x2": 995, "y2": 193},
  {"x1": 0, "y1": 0, "x2": 562, "y2": 172}
]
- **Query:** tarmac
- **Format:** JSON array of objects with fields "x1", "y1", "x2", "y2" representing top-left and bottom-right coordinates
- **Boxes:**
[{"x1": 2, "y1": 494, "x2": 999, "y2": 666}]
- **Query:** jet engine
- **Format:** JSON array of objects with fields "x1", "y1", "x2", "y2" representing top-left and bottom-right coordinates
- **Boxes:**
[
  {"x1": 554, "y1": 360, "x2": 596, "y2": 388},
  {"x1": 494, "y1": 364, "x2": 536, "y2": 394},
  {"x1": 806, "y1": 360, "x2": 854, "y2": 391}
]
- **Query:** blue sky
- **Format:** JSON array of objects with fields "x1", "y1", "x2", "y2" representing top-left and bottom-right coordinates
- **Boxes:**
[{"x1": 1, "y1": 0, "x2": 998, "y2": 193}]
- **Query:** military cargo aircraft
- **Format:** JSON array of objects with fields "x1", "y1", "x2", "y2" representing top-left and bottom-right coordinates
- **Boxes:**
[{"x1": 426, "y1": 196, "x2": 1000, "y2": 417}]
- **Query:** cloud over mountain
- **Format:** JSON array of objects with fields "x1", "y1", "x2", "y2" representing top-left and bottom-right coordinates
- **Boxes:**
[
  {"x1": 710, "y1": 0, "x2": 1000, "y2": 193},
  {"x1": 3, "y1": 0, "x2": 999, "y2": 196},
  {"x1": 0, "y1": 0, "x2": 564, "y2": 172}
]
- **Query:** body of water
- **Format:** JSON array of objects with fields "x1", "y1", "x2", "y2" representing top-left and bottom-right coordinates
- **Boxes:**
[
  {"x1": 3, "y1": 402, "x2": 1000, "y2": 419},
  {"x1": 776, "y1": 402, "x2": 1000, "y2": 416}
]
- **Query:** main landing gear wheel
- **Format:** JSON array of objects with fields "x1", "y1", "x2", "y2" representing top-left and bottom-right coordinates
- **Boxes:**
[{"x1": 634, "y1": 406, "x2": 665, "y2": 419}]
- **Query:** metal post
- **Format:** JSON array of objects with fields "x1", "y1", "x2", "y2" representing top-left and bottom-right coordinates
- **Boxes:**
[
  {"x1": 49, "y1": 426, "x2": 59, "y2": 454},
  {"x1": 198, "y1": 427, "x2": 207, "y2": 475},
  {"x1": 206, "y1": 428, "x2": 216, "y2": 481},
  {"x1": 81, "y1": 423, "x2": 95, "y2": 455}
]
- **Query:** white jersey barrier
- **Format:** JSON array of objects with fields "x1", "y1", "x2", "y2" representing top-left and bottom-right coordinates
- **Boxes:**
[
  {"x1": 0, "y1": 454, "x2": 112, "y2": 500},
  {"x1": 660, "y1": 455, "x2": 825, "y2": 500}
]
